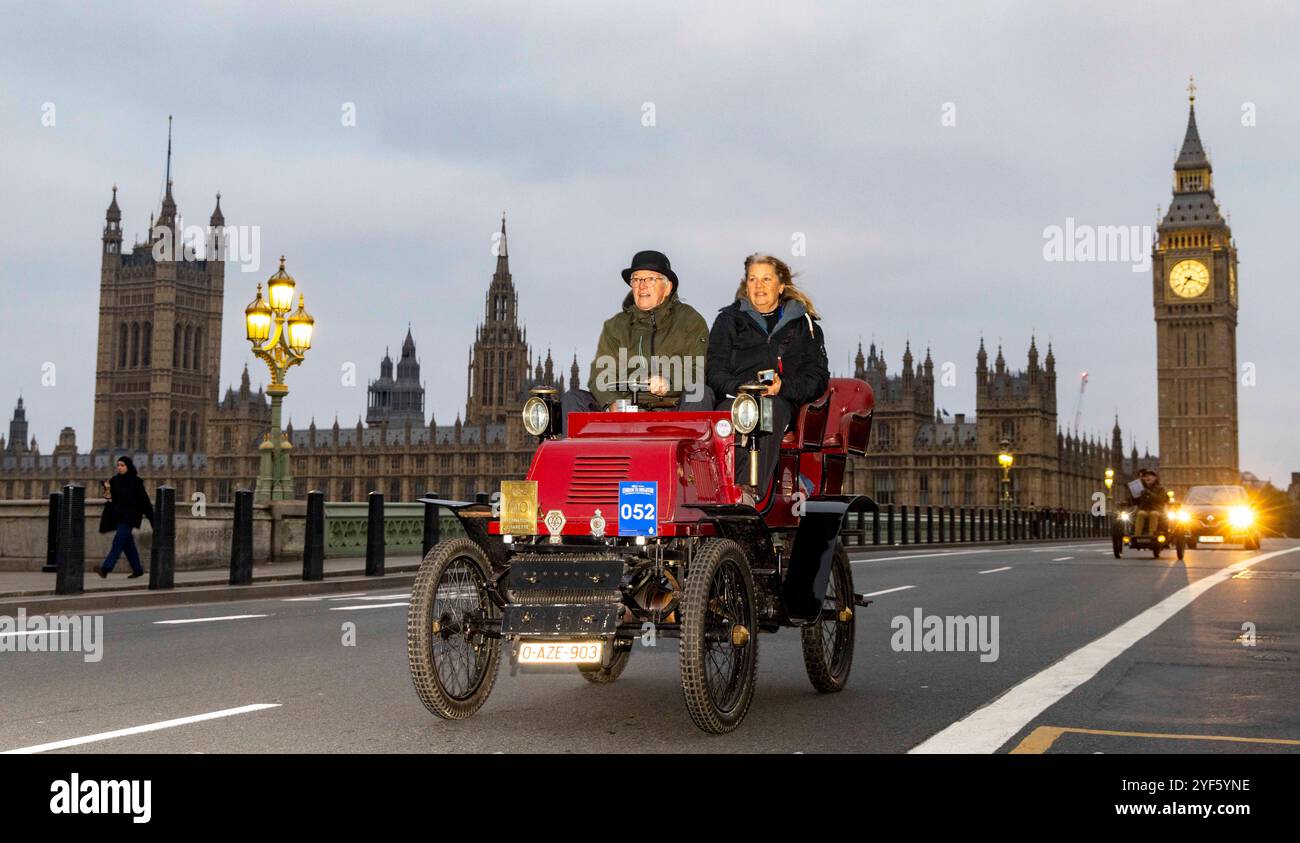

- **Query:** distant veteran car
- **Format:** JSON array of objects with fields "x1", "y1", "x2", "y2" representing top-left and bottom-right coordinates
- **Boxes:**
[{"x1": 407, "y1": 377, "x2": 875, "y2": 733}]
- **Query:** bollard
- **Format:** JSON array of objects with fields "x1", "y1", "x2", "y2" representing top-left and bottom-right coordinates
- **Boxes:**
[
  {"x1": 422, "y1": 497, "x2": 442, "y2": 557},
  {"x1": 926, "y1": 507, "x2": 934, "y2": 544},
  {"x1": 872, "y1": 508, "x2": 881, "y2": 545},
  {"x1": 43, "y1": 491, "x2": 62, "y2": 573},
  {"x1": 55, "y1": 485, "x2": 85, "y2": 595},
  {"x1": 229, "y1": 489, "x2": 254, "y2": 586},
  {"x1": 366, "y1": 491, "x2": 385, "y2": 576},
  {"x1": 900, "y1": 505, "x2": 908, "y2": 545},
  {"x1": 886, "y1": 504, "x2": 895, "y2": 545},
  {"x1": 149, "y1": 486, "x2": 176, "y2": 590},
  {"x1": 959, "y1": 508, "x2": 966, "y2": 543},
  {"x1": 303, "y1": 490, "x2": 325, "y2": 581}
]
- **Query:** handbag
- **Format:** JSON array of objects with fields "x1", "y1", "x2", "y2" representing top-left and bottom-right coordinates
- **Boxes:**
[{"x1": 98, "y1": 499, "x2": 118, "y2": 534}]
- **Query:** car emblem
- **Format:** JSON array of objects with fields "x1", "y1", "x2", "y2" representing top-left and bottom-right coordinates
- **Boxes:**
[
  {"x1": 544, "y1": 509, "x2": 567, "y2": 544},
  {"x1": 590, "y1": 508, "x2": 607, "y2": 538},
  {"x1": 1207, "y1": 514, "x2": 1214, "y2": 522}
]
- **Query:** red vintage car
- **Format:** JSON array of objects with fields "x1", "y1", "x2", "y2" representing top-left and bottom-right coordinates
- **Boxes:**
[{"x1": 407, "y1": 377, "x2": 875, "y2": 733}]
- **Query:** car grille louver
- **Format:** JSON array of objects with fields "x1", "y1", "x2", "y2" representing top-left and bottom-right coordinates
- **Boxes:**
[{"x1": 564, "y1": 454, "x2": 631, "y2": 508}]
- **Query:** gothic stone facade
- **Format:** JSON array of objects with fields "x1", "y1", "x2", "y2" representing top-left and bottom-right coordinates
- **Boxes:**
[{"x1": 841, "y1": 339, "x2": 1150, "y2": 511}]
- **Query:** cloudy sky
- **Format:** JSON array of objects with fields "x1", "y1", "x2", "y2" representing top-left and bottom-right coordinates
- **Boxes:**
[{"x1": 2, "y1": 1, "x2": 1297, "y2": 484}]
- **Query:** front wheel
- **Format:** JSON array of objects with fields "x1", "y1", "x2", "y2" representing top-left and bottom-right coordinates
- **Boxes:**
[
  {"x1": 1175, "y1": 534, "x2": 1186, "y2": 561},
  {"x1": 407, "y1": 538, "x2": 502, "y2": 720},
  {"x1": 679, "y1": 539, "x2": 759, "y2": 734},
  {"x1": 800, "y1": 542, "x2": 856, "y2": 693},
  {"x1": 1111, "y1": 524, "x2": 1123, "y2": 559}
]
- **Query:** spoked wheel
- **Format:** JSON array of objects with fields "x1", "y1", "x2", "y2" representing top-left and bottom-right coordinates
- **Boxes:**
[
  {"x1": 578, "y1": 646, "x2": 631, "y2": 684},
  {"x1": 800, "y1": 542, "x2": 856, "y2": 693},
  {"x1": 679, "y1": 539, "x2": 758, "y2": 734},
  {"x1": 407, "y1": 538, "x2": 501, "y2": 720}
]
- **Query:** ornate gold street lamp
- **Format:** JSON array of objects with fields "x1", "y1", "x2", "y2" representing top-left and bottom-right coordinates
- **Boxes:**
[
  {"x1": 245, "y1": 256, "x2": 314, "y2": 501},
  {"x1": 998, "y1": 439, "x2": 1014, "y2": 542}
]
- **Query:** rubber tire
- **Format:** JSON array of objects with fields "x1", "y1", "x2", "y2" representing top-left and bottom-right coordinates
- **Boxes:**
[
  {"x1": 1175, "y1": 535, "x2": 1186, "y2": 561},
  {"x1": 578, "y1": 647, "x2": 631, "y2": 684},
  {"x1": 800, "y1": 542, "x2": 856, "y2": 693},
  {"x1": 679, "y1": 538, "x2": 759, "y2": 734},
  {"x1": 407, "y1": 538, "x2": 501, "y2": 720},
  {"x1": 1112, "y1": 533, "x2": 1123, "y2": 559},
  {"x1": 1245, "y1": 535, "x2": 1261, "y2": 551}
]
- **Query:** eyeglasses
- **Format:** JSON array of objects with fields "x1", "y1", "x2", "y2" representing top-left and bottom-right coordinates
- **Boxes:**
[{"x1": 629, "y1": 275, "x2": 666, "y2": 288}]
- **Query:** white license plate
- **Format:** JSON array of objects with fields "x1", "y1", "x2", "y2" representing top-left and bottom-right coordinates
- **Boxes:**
[
  {"x1": 517, "y1": 641, "x2": 603, "y2": 664},
  {"x1": 1198, "y1": 535, "x2": 1224, "y2": 543}
]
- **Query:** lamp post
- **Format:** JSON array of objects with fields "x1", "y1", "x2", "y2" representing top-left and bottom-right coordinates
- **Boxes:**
[
  {"x1": 998, "y1": 439, "x2": 1014, "y2": 542},
  {"x1": 245, "y1": 256, "x2": 315, "y2": 501}
]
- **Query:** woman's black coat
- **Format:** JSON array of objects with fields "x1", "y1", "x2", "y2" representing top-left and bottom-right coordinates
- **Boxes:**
[
  {"x1": 706, "y1": 299, "x2": 830, "y2": 406},
  {"x1": 108, "y1": 471, "x2": 155, "y2": 529}
]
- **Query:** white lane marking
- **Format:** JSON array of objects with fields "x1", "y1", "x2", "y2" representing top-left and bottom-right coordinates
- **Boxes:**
[
  {"x1": 1096, "y1": 550, "x2": 1113, "y2": 555},
  {"x1": 0, "y1": 630, "x2": 67, "y2": 639},
  {"x1": 1028, "y1": 543, "x2": 1106, "y2": 552},
  {"x1": 978, "y1": 566, "x2": 1012, "y2": 574},
  {"x1": 2, "y1": 703, "x2": 282, "y2": 754},
  {"x1": 328, "y1": 602, "x2": 407, "y2": 611},
  {"x1": 860, "y1": 585, "x2": 916, "y2": 597},
  {"x1": 153, "y1": 614, "x2": 268, "y2": 625},
  {"x1": 1052, "y1": 556, "x2": 1074, "y2": 561},
  {"x1": 908, "y1": 545, "x2": 1300, "y2": 754},
  {"x1": 330, "y1": 593, "x2": 409, "y2": 601},
  {"x1": 851, "y1": 549, "x2": 997, "y2": 564},
  {"x1": 282, "y1": 592, "x2": 367, "y2": 603}
]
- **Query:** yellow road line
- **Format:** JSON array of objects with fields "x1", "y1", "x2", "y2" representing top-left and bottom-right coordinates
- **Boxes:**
[{"x1": 1011, "y1": 725, "x2": 1300, "y2": 754}]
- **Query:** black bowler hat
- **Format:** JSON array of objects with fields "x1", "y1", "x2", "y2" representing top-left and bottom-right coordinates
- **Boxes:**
[{"x1": 621, "y1": 250, "x2": 678, "y2": 292}]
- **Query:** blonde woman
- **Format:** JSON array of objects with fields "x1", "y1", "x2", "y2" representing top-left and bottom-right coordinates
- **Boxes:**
[{"x1": 706, "y1": 254, "x2": 829, "y2": 497}]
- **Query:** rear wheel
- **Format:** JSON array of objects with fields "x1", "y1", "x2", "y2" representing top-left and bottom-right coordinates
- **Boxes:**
[
  {"x1": 407, "y1": 538, "x2": 501, "y2": 720},
  {"x1": 679, "y1": 539, "x2": 758, "y2": 734},
  {"x1": 800, "y1": 542, "x2": 855, "y2": 693},
  {"x1": 578, "y1": 646, "x2": 631, "y2": 684}
]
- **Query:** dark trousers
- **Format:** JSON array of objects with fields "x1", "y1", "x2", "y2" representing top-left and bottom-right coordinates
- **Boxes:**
[
  {"x1": 717, "y1": 395, "x2": 794, "y2": 494},
  {"x1": 560, "y1": 387, "x2": 716, "y2": 435},
  {"x1": 102, "y1": 521, "x2": 143, "y2": 575}
]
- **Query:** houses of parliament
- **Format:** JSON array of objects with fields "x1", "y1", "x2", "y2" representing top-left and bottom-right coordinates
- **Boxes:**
[{"x1": 1, "y1": 89, "x2": 1243, "y2": 508}]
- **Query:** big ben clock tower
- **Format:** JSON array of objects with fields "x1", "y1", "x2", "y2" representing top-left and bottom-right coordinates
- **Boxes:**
[{"x1": 1152, "y1": 77, "x2": 1240, "y2": 492}]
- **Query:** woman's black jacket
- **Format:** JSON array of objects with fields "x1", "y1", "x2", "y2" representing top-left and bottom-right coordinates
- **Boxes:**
[
  {"x1": 706, "y1": 298, "x2": 830, "y2": 406},
  {"x1": 108, "y1": 472, "x2": 155, "y2": 529}
]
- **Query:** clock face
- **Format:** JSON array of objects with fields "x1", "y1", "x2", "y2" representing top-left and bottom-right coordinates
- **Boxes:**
[{"x1": 1169, "y1": 259, "x2": 1209, "y2": 298}]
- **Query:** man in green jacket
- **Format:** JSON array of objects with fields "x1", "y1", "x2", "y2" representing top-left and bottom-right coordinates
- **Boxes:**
[{"x1": 562, "y1": 250, "x2": 712, "y2": 428}]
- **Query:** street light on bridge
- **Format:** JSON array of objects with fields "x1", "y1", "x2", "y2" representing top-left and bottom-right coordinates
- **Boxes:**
[{"x1": 244, "y1": 256, "x2": 315, "y2": 501}]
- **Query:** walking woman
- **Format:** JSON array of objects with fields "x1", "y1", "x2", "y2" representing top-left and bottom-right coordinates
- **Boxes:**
[{"x1": 99, "y1": 455, "x2": 154, "y2": 578}]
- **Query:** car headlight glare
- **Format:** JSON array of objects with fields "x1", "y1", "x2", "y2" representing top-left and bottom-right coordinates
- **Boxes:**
[
  {"x1": 732, "y1": 394, "x2": 759, "y2": 435},
  {"x1": 1176, "y1": 509, "x2": 1191, "y2": 523},
  {"x1": 1119, "y1": 511, "x2": 1130, "y2": 522},
  {"x1": 522, "y1": 396, "x2": 550, "y2": 437},
  {"x1": 1229, "y1": 506, "x2": 1254, "y2": 528}
]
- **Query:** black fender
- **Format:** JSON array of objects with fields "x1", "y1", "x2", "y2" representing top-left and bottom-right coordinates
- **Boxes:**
[
  {"x1": 683, "y1": 504, "x2": 779, "y2": 571},
  {"x1": 784, "y1": 495, "x2": 877, "y2": 623},
  {"x1": 417, "y1": 497, "x2": 510, "y2": 569}
]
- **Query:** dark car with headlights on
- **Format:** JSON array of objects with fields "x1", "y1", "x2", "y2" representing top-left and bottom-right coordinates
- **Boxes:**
[{"x1": 1182, "y1": 485, "x2": 1260, "y2": 550}]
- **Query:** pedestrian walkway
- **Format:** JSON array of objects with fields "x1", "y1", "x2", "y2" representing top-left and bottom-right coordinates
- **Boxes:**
[{"x1": 0, "y1": 555, "x2": 424, "y2": 601}]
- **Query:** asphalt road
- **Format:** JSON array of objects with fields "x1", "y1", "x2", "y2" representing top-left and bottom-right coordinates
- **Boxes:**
[{"x1": 2, "y1": 538, "x2": 1297, "y2": 753}]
